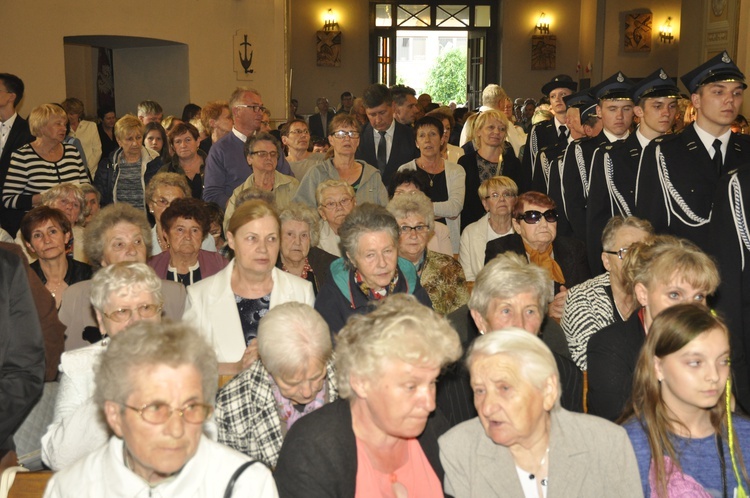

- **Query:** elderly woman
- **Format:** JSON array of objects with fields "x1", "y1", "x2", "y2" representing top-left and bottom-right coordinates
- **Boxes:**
[
  {"x1": 439, "y1": 330, "x2": 642, "y2": 497},
  {"x1": 57, "y1": 204, "x2": 187, "y2": 351},
  {"x1": 61, "y1": 97, "x2": 102, "y2": 176},
  {"x1": 314, "y1": 203, "x2": 432, "y2": 334},
  {"x1": 30, "y1": 182, "x2": 89, "y2": 263},
  {"x1": 398, "y1": 116, "x2": 466, "y2": 254},
  {"x1": 622, "y1": 305, "x2": 750, "y2": 497},
  {"x1": 215, "y1": 303, "x2": 337, "y2": 469},
  {"x1": 275, "y1": 294, "x2": 461, "y2": 496},
  {"x1": 485, "y1": 191, "x2": 590, "y2": 322},
  {"x1": 183, "y1": 200, "x2": 314, "y2": 375},
  {"x1": 387, "y1": 191, "x2": 468, "y2": 315},
  {"x1": 147, "y1": 198, "x2": 228, "y2": 285},
  {"x1": 389, "y1": 169, "x2": 452, "y2": 255},
  {"x1": 562, "y1": 216, "x2": 653, "y2": 370},
  {"x1": 440, "y1": 253, "x2": 582, "y2": 427},
  {"x1": 224, "y1": 132, "x2": 299, "y2": 223},
  {"x1": 277, "y1": 202, "x2": 336, "y2": 295},
  {"x1": 21, "y1": 206, "x2": 92, "y2": 308},
  {"x1": 161, "y1": 122, "x2": 205, "y2": 199},
  {"x1": 281, "y1": 119, "x2": 325, "y2": 180},
  {"x1": 80, "y1": 183, "x2": 101, "y2": 226},
  {"x1": 143, "y1": 121, "x2": 171, "y2": 164},
  {"x1": 292, "y1": 113, "x2": 388, "y2": 208},
  {"x1": 94, "y1": 114, "x2": 162, "y2": 209},
  {"x1": 41, "y1": 262, "x2": 163, "y2": 471},
  {"x1": 146, "y1": 172, "x2": 215, "y2": 256},
  {"x1": 587, "y1": 235, "x2": 720, "y2": 421},
  {"x1": 458, "y1": 108, "x2": 524, "y2": 230},
  {"x1": 314, "y1": 179, "x2": 356, "y2": 257},
  {"x1": 43, "y1": 321, "x2": 277, "y2": 496},
  {"x1": 2, "y1": 103, "x2": 89, "y2": 237},
  {"x1": 459, "y1": 175, "x2": 518, "y2": 282}
]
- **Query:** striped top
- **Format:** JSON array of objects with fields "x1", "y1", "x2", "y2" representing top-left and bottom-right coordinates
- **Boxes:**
[{"x1": 3, "y1": 143, "x2": 90, "y2": 210}]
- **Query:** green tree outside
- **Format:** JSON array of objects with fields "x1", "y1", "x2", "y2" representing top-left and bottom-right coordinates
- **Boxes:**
[{"x1": 424, "y1": 48, "x2": 467, "y2": 105}]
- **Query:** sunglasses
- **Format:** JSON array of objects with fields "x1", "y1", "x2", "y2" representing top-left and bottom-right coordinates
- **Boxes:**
[{"x1": 517, "y1": 209, "x2": 558, "y2": 224}]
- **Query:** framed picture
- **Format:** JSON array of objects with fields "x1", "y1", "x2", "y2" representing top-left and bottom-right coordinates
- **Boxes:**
[
  {"x1": 624, "y1": 12, "x2": 652, "y2": 52},
  {"x1": 317, "y1": 30, "x2": 341, "y2": 67},
  {"x1": 531, "y1": 35, "x2": 556, "y2": 70}
]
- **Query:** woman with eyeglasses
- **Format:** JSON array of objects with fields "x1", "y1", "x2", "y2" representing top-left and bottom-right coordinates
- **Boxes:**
[
  {"x1": 160, "y1": 122, "x2": 206, "y2": 200},
  {"x1": 587, "y1": 235, "x2": 720, "y2": 421},
  {"x1": 387, "y1": 191, "x2": 469, "y2": 315},
  {"x1": 397, "y1": 116, "x2": 466, "y2": 255},
  {"x1": 41, "y1": 262, "x2": 164, "y2": 471},
  {"x1": 315, "y1": 203, "x2": 432, "y2": 335},
  {"x1": 314, "y1": 180, "x2": 356, "y2": 257},
  {"x1": 459, "y1": 175, "x2": 518, "y2": 282},
  {"x1": 224, "y1": 132, "x2": 299, "y2": 224},
  {"x1": 44, "y1": 320, "x2": 277, "y2": 497},
  {"x1": 622, "y1": 305, "x2": 750, "y2": 497},
  {"x1": 281, "y1": 119, "x2": 325, "y2": 180},
  {"x1": 485, "y1": 191, "x2": 590, "y2": 323},
  {"x1": 292, "y1": 113, "x2": 388, "y2": 209}
]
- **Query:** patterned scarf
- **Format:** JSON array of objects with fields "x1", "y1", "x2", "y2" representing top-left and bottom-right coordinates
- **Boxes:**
[
  {"x1": 523, "y1": 241, "x2": 565, "y2": 284},
  {"x1": 355, "y1": 270, "x2": 399, "y2": 300},
  {"x1": 270, "y1": 374, "x2": 327, "y2": 432}
]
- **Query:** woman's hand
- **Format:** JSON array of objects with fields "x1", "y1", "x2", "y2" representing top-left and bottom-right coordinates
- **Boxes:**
[
  {"x1": 217, "y1": 340, "x2": 259, "y2": 377},
  {"x1": 548, "y1": 285, "x2": 567, "y2": 323}
]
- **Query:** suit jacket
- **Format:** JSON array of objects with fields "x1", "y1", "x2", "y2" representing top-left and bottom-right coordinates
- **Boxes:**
[
  {"x1": 586, "y1": 132, "x2": 643, "y2": 275},
  {"x1": 635, "y1": 123, "x2": 750, "y2": 253},
  {"x1": 484, "y1": 233, "x2": 591, "y2": 290},
  {"x1": 356, "y1": 121, "x2": 418, "y2": 186},
  {"x1": 0, "y1": 115, "x2": 34, "y2": 233},
  {"x1": 308, "y1": 110, "x2": 335, "y2": 139},
  {"x1": 183, "y1": 261, "x2": 315, "y2": 362},
  {"x1": 439, "y1": 410, "x2": 643, "y2": 498},
  {"x1": 586, "y1": 310, "x2": 645, "y2": 421}
]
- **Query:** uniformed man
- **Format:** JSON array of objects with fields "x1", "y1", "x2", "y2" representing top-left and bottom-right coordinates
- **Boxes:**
[
  {"x1": 522, "y1": 74, "x2": 577, "y2": 191},
  {"x1": 586, "y1": 68, "x2": 680, "y2": 273},
  {"x1": 636, "y1": 51, "x2": 750, "y2": 252},
  {"x1": 560, "y1": 71, "x2": 634, "y2": 248}
]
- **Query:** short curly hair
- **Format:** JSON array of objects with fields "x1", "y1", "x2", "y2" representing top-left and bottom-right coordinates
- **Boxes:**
[
  {"x1": 279, "y1": 202, "x2": 320, "y2": 247},
  {"x1": 29, "y1": 104, "x2": 66, "y2": 137},
  {"x1": 160, "y1": 197, "x2": 211, "y2": 237},
  {"x1": 335, "y1": 294, "x2": 461, "y2": 399},
  {"x1": 338, "y1": 203, "x2": 399, "y2": 271},
  {"x1": 84, "y1": 203, "x2": 152, "y2": 267}
]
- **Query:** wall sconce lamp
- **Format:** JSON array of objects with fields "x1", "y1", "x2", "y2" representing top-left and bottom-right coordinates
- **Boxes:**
[
  {"x1": 659, "y1": 17, "x2": 674, "y2": 43},
  {"x1": 535, "y1": 12, "x2": 550, "y2": 35},
  {"x1": 323, "y1": 9, "x2": 339, "y2": 31}
]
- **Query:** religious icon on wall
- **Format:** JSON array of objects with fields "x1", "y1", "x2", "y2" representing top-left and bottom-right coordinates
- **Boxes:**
[
  {"x1": 234, "y1": 30, "x2": 254, "y2": 81},
  {"x1": 624, "y1": 12, "x2": 652, "y2": 53},
  {"x1": 317, "y1": 30, "x2": 341, "y2": 67},
  {"x1": 531, "y1": 35, "x2": 556, "y2": 70}
]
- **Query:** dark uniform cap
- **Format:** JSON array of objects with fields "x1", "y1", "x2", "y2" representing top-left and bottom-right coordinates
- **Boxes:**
[
  {"x1": 563, "y1": 90, "x2": 596, "y2": 110},
  {"x1": 580, "y1": 102, "x2": 599, "y2": 123},
  {"x1": 680, "y1": 51, "x2": 747, "y2": 94},
  {"x1": 541, "y1": 74, "x2": 578, "y2": 96},
  {"x1": 631, "y1": 68, "x2": 681, "y2": 103},
  {"x1": 591, "y1": 72, "x2": 635, "y2": 101}
]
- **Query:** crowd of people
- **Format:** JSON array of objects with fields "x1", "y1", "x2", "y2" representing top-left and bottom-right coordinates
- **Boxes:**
[{"x1": 2, "y1": 48, "x2": 750, "y2": 497}]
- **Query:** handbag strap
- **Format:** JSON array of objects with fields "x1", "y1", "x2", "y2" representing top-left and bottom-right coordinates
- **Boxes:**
[{"x1": 223, "y1": 460, "x2": 258, "y2": 498}]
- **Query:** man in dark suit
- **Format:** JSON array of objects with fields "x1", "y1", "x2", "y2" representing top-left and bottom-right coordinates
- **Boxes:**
[
  {"x1": 586, "y1": 69, "x2": 680, "y2": 274},
  {"x1": 355, "y1": 84, "x2": 418, "y2": 187},
  {"x1": 636, "y1": 51, "x2": 750, "y2": 253},
  {"x1": 308, "y1": 97, "x2": 335, "y2": 139},
  {"x1": 521, "y1": 74, "x2": 577, "y2": 190},
  {"x1": 0, "y1": 73, "x2": 34, "y2": 235}
]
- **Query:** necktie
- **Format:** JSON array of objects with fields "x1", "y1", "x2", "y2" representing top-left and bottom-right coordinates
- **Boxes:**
[
  {"x1": 377, "y1": 131, "x2": 387, "y2": 172},
  {"x1": 713, "y1": 139, "x2": 723, "y2": 175},
  {"x1": 558, "y1": 125, "x2": 568, "y2": 140}
]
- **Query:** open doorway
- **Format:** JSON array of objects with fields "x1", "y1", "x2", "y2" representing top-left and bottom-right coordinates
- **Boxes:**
[{"x1": 396, "y1": 30, "x2": 468, "y2": 105}]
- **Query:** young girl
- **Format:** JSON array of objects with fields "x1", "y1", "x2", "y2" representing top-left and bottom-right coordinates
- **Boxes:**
[{"x1": 622, "y1": 304, "x2": 750, "y2": 497}]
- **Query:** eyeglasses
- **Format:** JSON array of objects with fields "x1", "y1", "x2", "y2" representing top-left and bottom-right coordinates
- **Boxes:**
[
  {"x1": 151, "y1": 197, "x2": 178, "y2": 208},
  {"x1": 484, "y1": 192, "x2": 517, "y2": 200},
  {"x1": 321, "y1": 197, "x2": 353, "y2": 210},
  {"x1": 517, "y1": 209, "x2": 558, "y2": 224},
  {"x1": 235, "y1": 104, "x2": 267, "y2": 113},
  {"x1": 101, "y1": 303, "x2": 163, "y2": 322},
  {"x1": 603, "y1": 247, "x2": 629, "y2": 260},
  {"x1": 250, "y1": 150, "x2": 279, "y2": 160},
  {"x1": 331, "y1": 130, "x2": 360, "y2": 139},
  {"x1": 288, "y1": 129, "x2": 310, "y2": 135},
  {"x1": 122, "y1": 402, "x2": 213, "y2": 425},
  {"x1": 399, "y1": 224, "x2": 430, "y2": 234}
]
